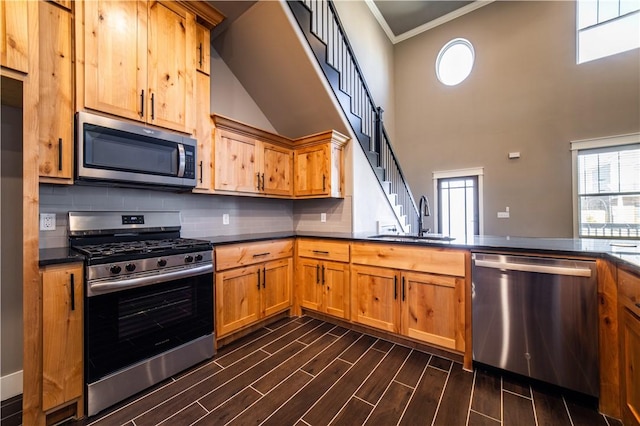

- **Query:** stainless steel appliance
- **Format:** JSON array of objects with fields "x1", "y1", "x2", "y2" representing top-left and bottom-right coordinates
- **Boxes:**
[
  {"x1": 69, "y1": 211, "x2": 214, "y2": 416},
  {"x1": 76, "y1": 112, "x2": 197, "y2": 189},
  {"x1": 472, "y1": 252, "x2": 599, "y2": 397}
]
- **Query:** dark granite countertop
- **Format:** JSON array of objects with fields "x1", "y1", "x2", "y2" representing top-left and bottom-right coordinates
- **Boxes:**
[
  {"x1": 39, "y1": 232, "x2": 640, "y2": 273},
  {"x1": 39, "y1": 247, "x2": 85, "y2": 267}
]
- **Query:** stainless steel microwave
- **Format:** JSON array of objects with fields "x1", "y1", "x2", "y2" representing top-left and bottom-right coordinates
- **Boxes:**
[{"x1": 76, "y1": 112, "x2": 197, "y2": 190}]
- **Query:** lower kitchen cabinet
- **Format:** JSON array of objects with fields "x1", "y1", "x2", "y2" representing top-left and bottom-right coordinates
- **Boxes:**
[
  {"x1": 618, "y1": 268, "x2": 640, "y2": 426},
  {"x1": 296, "y1": 239, "x2": 350, "y2": 320},
  {"x1": 350, "y1": 243, "x2": 467, "y2": 352},
  {"x1": 215, "y1": 240, "x2": 293, "y2": 338},
  {"x1": 41, "y1": 262, "x2": 84, "y2": 415}
]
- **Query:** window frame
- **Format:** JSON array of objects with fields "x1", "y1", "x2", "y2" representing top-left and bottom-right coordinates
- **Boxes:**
[
  {"x1": 571, "y1": 133, "x2": 640, "y2": 238},
  {"x1": 432, "y1": 167, "x2": 484, "y2": 238}
]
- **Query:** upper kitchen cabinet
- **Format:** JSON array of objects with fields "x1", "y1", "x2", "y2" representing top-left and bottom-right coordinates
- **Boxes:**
[
  {"x1": 195, "y1": 23, "x2": 210, "y2": 75},
  {"x1": 212, "y1": 115, "x2": 293, "y2": 197},
  {"x1": 1, "y1": 0, "x2": 30, "y2": 74},
  {"x1": 211, "y1": 115, "x2": 348, "y2": 199},
  {"x1": 294, "y1": 130, "x2": 349, "y2": 198},
  {"x1": 38, "y1": 1, "x2": 74, "y2": 183},
  {"x1": 77, "y1": 0, "x2": 196, "y2": 133}
]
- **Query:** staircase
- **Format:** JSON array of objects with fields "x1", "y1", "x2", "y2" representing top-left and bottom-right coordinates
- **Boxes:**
[{"x1": 287, "y1": 0, "x2": 419, "y2": 234}]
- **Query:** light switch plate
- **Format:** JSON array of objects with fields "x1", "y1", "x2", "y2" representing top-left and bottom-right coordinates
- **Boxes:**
[
  {"x1": 222, "y1": 213, "x2": 229, "y2": 225},
  {"x1": 497, "y1": 211, "x2": 510, "y2": 218},
  {"x1": 321, "y1": 213, "x2": 327, "y2": 223},
  {"x1": 40, "y1": 213, "x2": 56, "y2": 231}
]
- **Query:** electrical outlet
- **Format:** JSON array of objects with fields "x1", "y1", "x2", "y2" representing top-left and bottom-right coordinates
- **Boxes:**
[
  {"x1": 321, "y1": 213, "x2": 327, "y2": 223},
  {"x1": 40, "y1": 213, "x2": 56, "y2": 231},
  {"x1": 222, "y1": 213, "x2": 229, "y2": 225}
]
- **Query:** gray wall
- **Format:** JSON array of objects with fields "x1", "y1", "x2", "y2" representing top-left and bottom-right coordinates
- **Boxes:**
[
  {"x1": 393, "y1": 1, "x2": 640, "y2": 237},
  {"x1": 1, "y1": 105, "x2": 24, "y2": 379}
]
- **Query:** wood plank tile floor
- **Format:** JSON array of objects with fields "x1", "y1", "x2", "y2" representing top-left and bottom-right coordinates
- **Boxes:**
[{"x1": 2, "y1": 316, "x2": 623, "y2": 426}]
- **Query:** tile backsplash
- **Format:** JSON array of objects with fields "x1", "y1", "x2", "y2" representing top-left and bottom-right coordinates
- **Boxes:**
[{"x1": 39, "y1": 184, "x2": 295, "y2": 248}]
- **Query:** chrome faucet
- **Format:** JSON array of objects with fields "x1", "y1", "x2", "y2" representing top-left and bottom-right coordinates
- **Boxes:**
[{"x1": 418, "y1": 195, "x2": 431, "y2": 236}]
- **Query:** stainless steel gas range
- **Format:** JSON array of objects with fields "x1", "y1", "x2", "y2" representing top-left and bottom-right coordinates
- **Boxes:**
[{"x1": 69, "y1": 211, "x2": 215, "y2": 417}]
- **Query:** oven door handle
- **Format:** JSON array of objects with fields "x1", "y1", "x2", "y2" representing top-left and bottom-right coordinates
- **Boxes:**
[{"x1": 87, "y1": 264, "x2": 213, "y2": 296}]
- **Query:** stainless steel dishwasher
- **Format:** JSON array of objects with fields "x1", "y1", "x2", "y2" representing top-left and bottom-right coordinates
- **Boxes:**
[{"x1": 472, "y1": 252, "x2": 599, "y2": 397}]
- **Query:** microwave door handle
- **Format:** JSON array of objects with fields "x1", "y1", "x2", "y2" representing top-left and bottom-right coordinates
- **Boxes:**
[{"x1": 177, "y1": 143, "x2": 186, "y2": 177}]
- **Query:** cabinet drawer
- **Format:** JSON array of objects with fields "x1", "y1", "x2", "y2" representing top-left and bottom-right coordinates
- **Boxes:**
[
  {"x1": 351, "y1": 242, "x2": 466, "y2": 277},
  {"x1": 215, "y1": 239, "x2": 293, "y2": 271},
  {"x1": 297, "y1": 239, "x2": 350, "y2": 262}
]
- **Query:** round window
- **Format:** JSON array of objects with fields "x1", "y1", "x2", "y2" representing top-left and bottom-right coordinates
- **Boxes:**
[{"x1": 436, "y1": 38, "x2": 475, "y2": 86}]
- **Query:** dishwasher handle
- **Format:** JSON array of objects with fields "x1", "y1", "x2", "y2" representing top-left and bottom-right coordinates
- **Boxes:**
[{"x1": 474, "y1": 258, "x2": 593, "y2": 278}]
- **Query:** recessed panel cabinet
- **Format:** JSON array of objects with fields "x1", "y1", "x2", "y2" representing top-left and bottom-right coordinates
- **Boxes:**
[
  {"x1": 38, "y1": 1, "x2": 73, "y2": 182},
  {"x1": 350, "y1": 243, "x2": 467, "y2": 352},
  {"x1": 297, "y1": 239, "x2": 350, "y2": 320},
  {"x1": 1, "y1": 0, "x2": 29, "y2": 74},
  {"x1": 79, "y1": 0, "x2": 195, "y2": 133},
  {"x1": 41, "y1": 263, "x2": 84, "y2": 416},
  {"x1": 618, "y1": 268, "x2": 640, "y2": 426},
  {"x1": 215, "y1": 240, "x2": 293, "y2": 338}
]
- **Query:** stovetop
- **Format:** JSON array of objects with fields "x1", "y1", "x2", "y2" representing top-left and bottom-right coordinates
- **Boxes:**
[{"x1": 74, "y1": 238, "x2": 212, "y2": 259}]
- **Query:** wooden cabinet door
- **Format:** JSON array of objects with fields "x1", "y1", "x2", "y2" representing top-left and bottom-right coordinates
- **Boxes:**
[
  {"x1": 262, "y1": 142, "x2": 293, "y2": 196},
  {"x1": 214, "y1": 130, "x2": 259, "y2": 193},
  {"x1": 1, "y1": 0, "x2": 29, "y2": 73},
  {"x1": 215, "y1": 266, "x2": 261, "y2": 337},
  {"x1": 195, "y1": 23, "x2": 210, "y2": 75},
  {"x1": 42, "y1": 264, "x2": 83, "y2": 412},
  {"x1": 147, "y1": 1, "x2": 193, "y2": 133},
  {"x1": 621, "y1": 307, "x2": 640, "y2": 426},
  {"x1": 351, "y1": 265, "x2": 399, "y2": 333},
  {"x1": 401, "y1": 271, "x2": 464, "y2": 351},
  {"x1": 262, "y1": 258, "x2": 292, "y2": 317},
  {"x1": 83, "y1": 0, "x2": 147, "y2": 122},
  {"x1": 194, "y1": 71, "x2": 212, "y2": 190},
  {"x1": 294, "y1": 144, "x2": 329, "y2": 196},
  {"x1": 323, "y1": 261, "x2": 350, "y2": 320},
  {"x1": 298, "y1": 258, "x2": 323, "y2": 312},
  {"x1": 38, "y1": 1, "x2": 73, "y2": 180}
]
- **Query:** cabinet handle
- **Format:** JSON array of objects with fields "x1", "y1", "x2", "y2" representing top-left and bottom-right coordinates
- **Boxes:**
[
  {"x1": 321, "y1": 265, "x2": 325, "y2": 284},
  {"x1": 402, "y1": 276, "x2": 405, "y2": 301},
  {"x1": 140, "y1": 89, "x2": 145, "y2": 117},
  {"x1": 199, "y1": 161, "x2": 203, "y2": 183},
  {"x1": 252, "y1": 252, "x2": 270, "y2": 258},
  {"x1": 257, "y1": 269, "x2": 261, "y2": 290},
  {"x1": 58, "y1": 138, "x2": 63, "y2": 171},
  {"x1": 261, "y1": 173, "x2": 265, "y2": 191},
  {"x1": 262, "y1": 267, "x2": 266, "y2": 288},
  {"x1": 316, "y1": 265, "x2": 320, "y2": 284},
  {"x1": 313, "y1": 250, "x2": 329, "y2": 255},
  {"x1": 322, "y1": 174, "x2": 326, "y2": 192},
  {"x1": 70, "y1": 273, "x2": 75, "y2": 311},
  {"x1": 198, "y1": 42, "x2": 203, "y2": 68},
  {"x1": 151, "y1": 93, "x2": 155, "y2": 120},
  {"x1": 636, "y1": 303, "x2": 640, "y2": 309},
  {"x1": 394, "y1": 276, "x2": 397, "y2": 300},
  {"x1": 256, "y1": 172, "x2": 261, "y2": 190}
]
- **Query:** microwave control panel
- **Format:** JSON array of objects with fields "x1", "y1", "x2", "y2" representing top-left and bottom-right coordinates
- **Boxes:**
[{"x1": 184, "y1": 146, "x2": 195, "y2": 179}]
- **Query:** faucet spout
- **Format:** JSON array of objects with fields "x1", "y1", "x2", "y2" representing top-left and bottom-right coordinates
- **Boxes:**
[{"x1": 418, "y1": 195, "x2": 431, "y2": 236}]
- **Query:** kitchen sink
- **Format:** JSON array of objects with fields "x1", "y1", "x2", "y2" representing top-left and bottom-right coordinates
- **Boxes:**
[{"x1": 368, "y1": 234, "x2": 455, "y2": 242}]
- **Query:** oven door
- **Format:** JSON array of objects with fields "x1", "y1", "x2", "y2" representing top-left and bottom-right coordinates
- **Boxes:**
[{"x1": 85, "y1": 271, "x2": 213, "y2": 383}]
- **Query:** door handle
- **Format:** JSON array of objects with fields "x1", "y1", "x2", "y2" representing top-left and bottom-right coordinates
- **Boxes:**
[
  {"x1": 316, "y1": 264, "x2": 320, "y2": 284},
  {"x1": 262, "y1": 267, "x2": 266, "y2": 288},
  {"x1": 140, "y1": 89, "x2": 145, "y2": 118},
  {"x1": 257, "y1": 269, "x2": 261, "y2": 290},
  {"x1": 198, "y1": 42, "x2": 203, "y2": 68},
  {"x1": 402, "y1": 276, "x2": 405, "y2": 301},
  {"x1": 394, "y1": 276, "x2": 397, "y2": 300},
  {"x1": 70, "y1": 273, "x2": 75, "y2": 311},
  {"x1": 177, "y1": 144, "x2": 186, "y2": 177},
  {"x1": 261, "y1": 173, "x2": 265, "y2": 191},
  {"x1": 322, "y1": 174, "x2": 326, "y2": 192},
  {"x1": 256, "y1": 173, "x2": 261, "y2": 190},
  {"x1": 151, "y1": 93, "x2": 155, "y2": 120},
  {"x1": 321, "y1": 265, "x2": 325, "y2": 284},
  {"x1": 58, "y1": 138, "x2": 63, "y2": 171},
  {"x1": 199, "y1": 161, "x2": 203, "y2": 183}
]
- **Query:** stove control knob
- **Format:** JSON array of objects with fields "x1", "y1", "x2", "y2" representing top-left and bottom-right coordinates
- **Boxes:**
[
  {"x1": 110, "y1": 265, "x2": 122, "y2": 274},
  {"x1": 195, "y1": 254, "x2": 203, "y2": 262},
  {"x1": 184, "y1": 255, "x2": 194, "y2": 263},
  {"x1": 157, "y1": 259, "x2": 167, "y2": 267},
  {"x1": 125, "y1": 263, "x2": 136, "y2": 272}
]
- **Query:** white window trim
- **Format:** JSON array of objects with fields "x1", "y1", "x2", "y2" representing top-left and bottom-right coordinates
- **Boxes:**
[
  {"x1": 570, "y1": 132, "x2": 640, "y2": 237},
  {"x1": 432, "y1": 167, "x2": 484, "y2": 235}
]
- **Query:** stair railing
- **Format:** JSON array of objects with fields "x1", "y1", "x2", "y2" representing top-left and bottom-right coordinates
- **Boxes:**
[{"x1": 288, "y1": 0, "x2": 419, "y2": 233}]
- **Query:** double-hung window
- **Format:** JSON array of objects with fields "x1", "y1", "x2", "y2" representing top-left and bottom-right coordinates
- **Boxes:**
[
  {"x1": 572, "y1": 134, "x2": 640, "y2": 238},
  {"x1": 577, "y1": 0, "x2": 640, "y2": 63}
]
